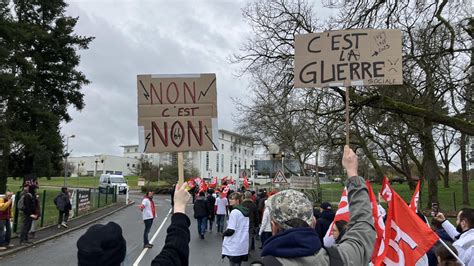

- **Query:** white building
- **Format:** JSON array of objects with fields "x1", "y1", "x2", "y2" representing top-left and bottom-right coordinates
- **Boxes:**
[
  {"x1": 68, "y1": 155, "x2": 140, "y2": 177},
  {"x1": 122, "y1": 129, "x2": 259, "y2": 182}
]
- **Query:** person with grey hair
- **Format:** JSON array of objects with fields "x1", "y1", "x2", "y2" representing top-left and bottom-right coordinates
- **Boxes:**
[
  {"x1": 242, "y1": 191, "x2": 259, "y2": 251},
  {"x1": 251, "y1": 145, "x2": 375, "y2": 265}
]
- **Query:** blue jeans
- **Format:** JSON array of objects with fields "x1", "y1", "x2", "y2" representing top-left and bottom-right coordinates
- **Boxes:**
[
  {"x1": 216, "y1": 214, "x2": 225, "y2": 233},
  {"x1": 196, "y1": 217, "x2": 208, "y2": 236},
  {"x1": 0, "y1": 219, "x2": 11, "y2": 246},
  {"x1": 143, "y1": 218, "x2": 153, "y2": 245}
]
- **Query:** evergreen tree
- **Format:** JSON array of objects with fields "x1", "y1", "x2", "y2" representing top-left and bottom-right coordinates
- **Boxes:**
[{"x1": 0, "y1": 0, "x2": 93, "y2": 193}]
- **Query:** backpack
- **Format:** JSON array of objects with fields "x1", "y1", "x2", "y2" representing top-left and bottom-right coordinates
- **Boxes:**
[{"x1": 17, "y1": 193, "x2": 30, "y2": 211}]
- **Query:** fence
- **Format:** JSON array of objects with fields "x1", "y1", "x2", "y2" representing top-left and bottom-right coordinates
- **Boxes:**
[{"x1": 12, "y1": 186, "x2": 126, "y2": 233}]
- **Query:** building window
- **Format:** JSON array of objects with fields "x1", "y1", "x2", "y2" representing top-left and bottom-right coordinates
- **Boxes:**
[
  {"x1": 126, "y1": 148, "x2": 130, "y2": 153},
  {"x1": 222, "y1": 133, "x2": 224, "y2": 139},
  {"x1": 206, "y1": 152, "x2": 209, "y2": 171},
  {"x1": 239, "y1": 147, "x2": 241, "y2": 153},
  {"x1": 221, "y1": 155, "x2": 224, "y2": 173},
  {"x1": 135, "y1": 148, "x2": 138, "y2": 152},
  {"x1": 132, "y1": 164, "x2": 136, "y2": 167},
  {"x1": 231, "y1": 136, "x2": 233, "y2": 142},
  {"x1": 127, "y1": 163, "x2": 130, "y2": 167},
  {"x1": 216, "y1": 154, "x2": 220, "y2": 172},
  {"x1": 234, "y1": 164, "x2": 237, "y2": 174},
  {"x1": 144, "y1": 155, "x2": 148, "y2": 159},
  {"x1": 244, "y1": 149, "x2": 247, "y2": 155},
  {"x1": 221, "y1": 143, "x2": 224, "y2": 150},
  {"x1": 230, "y1": 156, "x2": 233, "y2": 173},
  {"x1": 245, "y1": 160, "x2": 247, "y2": 170}
]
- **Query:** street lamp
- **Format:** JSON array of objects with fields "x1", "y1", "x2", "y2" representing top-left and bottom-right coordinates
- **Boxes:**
[
  {"x1": 94, "y1": 158, "x2": 99, "y2": 177},
  {"x1": 64, "y1": 134, "x2": 75, "y2": 186},
  {"x1": 157, "y1": 166, "x2": 163, "y2": 184}
]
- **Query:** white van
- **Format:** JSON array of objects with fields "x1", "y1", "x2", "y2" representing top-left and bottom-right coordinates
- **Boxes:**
[{"x1": 99, "y1": 174, "x2": 128, "y2": 194}]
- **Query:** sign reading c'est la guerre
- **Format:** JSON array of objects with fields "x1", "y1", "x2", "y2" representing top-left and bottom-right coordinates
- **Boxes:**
[{"x1": 294, "y1": 29, "x2": 403, "y2": 88}]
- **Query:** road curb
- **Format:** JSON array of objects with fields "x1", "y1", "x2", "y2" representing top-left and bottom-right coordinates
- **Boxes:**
[{"x1": 0, "y1": 201, "x2": 135, "y2": 257}]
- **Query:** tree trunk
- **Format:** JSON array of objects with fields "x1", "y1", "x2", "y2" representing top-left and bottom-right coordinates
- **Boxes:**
[
  {"x1": 443, "y1": 167, "x2": 450, "y2": 188},
  {"x1": 419, "y1": 120, "x2": 439, "y2": 207},
  {"x1": 460, "y1": 133, "x2": 470, "y2": 205}
]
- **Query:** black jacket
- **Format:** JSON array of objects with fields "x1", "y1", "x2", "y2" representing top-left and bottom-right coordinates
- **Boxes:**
[
  {"x1": 242, "y1": 199, "x2": 259, "y2": 230},
  {"x1": 206, "y1": 195, "x2": 216, "y2": 218},
  {"x1": 315, "y1": 210, "x2": 335, "y2": 243},
  {"x1": 151, "y1": 213, "x2": 191, "y2": 266},
  {"x1": 22, "y1": 192, "x2": 36, "y2": 216},
  {"x1": 193, "y1": 197, "x2": 211, "y2": 218},
  {"x1": 54, "y1": 192, "x2": 71, "y2": 212}
]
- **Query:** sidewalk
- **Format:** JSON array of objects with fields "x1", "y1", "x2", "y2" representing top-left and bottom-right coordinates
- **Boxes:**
[{"x1": 0, "y1": 200, "x2": 134, "y2": 258}]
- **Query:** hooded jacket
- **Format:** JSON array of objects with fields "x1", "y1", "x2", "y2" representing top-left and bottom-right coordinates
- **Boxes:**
[
  {"x1": 242, "y1": 199, "x2": 259, "y2": 230},
  {"x1": 222, "y1": 205, "x2": 250, "y2": 257},
  {"x1": 315, "y1": 209, "x2": 335, "y2": 243},
  {"x1": 193, "y1": 196, "x2": 211, "y2": 219}
]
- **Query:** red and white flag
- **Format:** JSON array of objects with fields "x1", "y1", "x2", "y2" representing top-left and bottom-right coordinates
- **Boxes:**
[
  {"x1": 209, "y1": 176, "x2": 218, "y2": 188},
  {"x1": 221, "y1": 185, "x2": 230, "y2": 197},
  {"x1": 409, "y1": 180, "x2": 421, "y2": 213},
  {"x1": 243, "y1": 174, "x2": 249, "y2": 190},
  {"x1": 376, "y1": 189, "x2": 439, "y2": 266},
  {"x1": 323, "y1": 187, "x2": 349, "y2": 247},
  {"x1": 380, "y1": 176, "x2": 393, "y2": 202},
  {"x1": 198, "y1": 181, "x2": 208, "y2": 193},
  {"x1": 367, "y1": 181, "x2": 387, "y2": 265}
]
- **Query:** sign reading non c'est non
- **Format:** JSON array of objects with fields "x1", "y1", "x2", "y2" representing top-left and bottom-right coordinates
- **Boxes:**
[{"x1": 137, "y1": 74, "x2": 218, "y2": 153}]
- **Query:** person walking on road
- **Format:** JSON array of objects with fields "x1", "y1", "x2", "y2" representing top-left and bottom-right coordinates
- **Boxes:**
[
  {"x1": 258, "y1": 197, "x2": 272, "y2": 249},
  {"x1": 215, "y1": 192, "x2": 229, "y2": 234},
  {"x1": 434, "y1": 208, "x2": 474, "y2": 265},
  {"x1": 140, "y1": 191, "x2": 156, "y2": 249},
  {"x1": 20, "y1": 185, "x2": 38, "y2": 245},
  {"x1": 222, "y1": 192, "x2": 250, "y2": 266},
  {"x1": 54, "y1": 187, "x2": 71, "y2": 228},
  {"x1": 315, "y1": 201, "x2": 335, "y2": 243},
  {"x1": 242, "y1": 191, "x2": 259, "y2": 251},
  {"x1": 0, "y1": 191, "x2": 13, "y2": 250},
  {"x1": 207, "y1": 189, "x2": 216, "y2": 232},
  {"x1": 193, "y1": 191, "x2": 211, "y2": 239}
]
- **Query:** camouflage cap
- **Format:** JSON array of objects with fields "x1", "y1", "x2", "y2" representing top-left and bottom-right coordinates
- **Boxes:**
[{"x1": 269, "y1": 189, "x2": 313, "y2": 230}]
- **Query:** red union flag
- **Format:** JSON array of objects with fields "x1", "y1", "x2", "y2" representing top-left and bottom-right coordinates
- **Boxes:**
[
  {"x1": 367, "y1": 181, "x2": 387, "y2": 265},
  {"x1": 209, "y1": 176, "x2": 217, "y2": 188},
  {"x1": 381, "y1": 176, "x2": 393, "y2": 202},
  {"x1": 323, "y1": 187, "x2": 349, "y2": 247},
  {"x1": 409, "y1": 180, "x2": 421, "y2": 213},
  {"x1": 380, "y1": 191, "x2": 439, "y2": 266},
  {"x1": 243, "y1": 174, "x2": 249, "y2": 190}
]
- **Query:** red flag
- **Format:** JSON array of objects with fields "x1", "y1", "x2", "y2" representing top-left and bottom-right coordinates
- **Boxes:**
[
  {"x1": 221, "y1": 185, "x2": 230, "y2": 197},
  {"x1": 186, "y1": 178, "x2": 196, "y2": 189},
  {"x1": 199, "y1": 181, "x2": 208, "y2": 193},
  {"x1": 243, "y1": 174, "x2": 249, "y2": 190},
  {"x1": 367, "y1": 181, "x2": 387, "y2": 265},
  {"x1": 379, "y1": 190, "x2": 439, "y2": 265},
  {"x1": 209, "y1": 176, "x2": 218, "y2": 188},
  {"x1": 221, "y1": 176, "x2": 228, "y2": 183},
  {"x1": 380, "y1": 176, "x2": 393, "y2": 202},
  {"x1": 409, "y1": 180, "x2": 421, "y2": 213},
  {"x1": 323, "y1": 187, "x2": 349, "y2": 247}
]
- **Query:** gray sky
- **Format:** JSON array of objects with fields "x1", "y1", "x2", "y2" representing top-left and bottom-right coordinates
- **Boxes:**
[{"x1": 62, "y1": 0, "x2": 255, "y2": 157}]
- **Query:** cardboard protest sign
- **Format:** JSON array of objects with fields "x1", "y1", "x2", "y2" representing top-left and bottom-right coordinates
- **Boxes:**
[
  {"x1": 294, "y1": 29, "x2": 403, "y2": 88},
  {"x1": 137, "y1": 74, "x2": 218, "y2": 153}
]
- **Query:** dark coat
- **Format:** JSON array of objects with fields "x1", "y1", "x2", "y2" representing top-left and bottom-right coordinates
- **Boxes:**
[
  {"x1": 315, "y1": 210, "x2": 335, "y2": 243},
  {"x1": 206, "y1": 195, "x2": 216, "y2": 218},
  {"x1": 193, "y1": 197, "x2": 211, "y2": 219},
  {"x1": 242, "y1": 199, "x2": 259, "y2": 230},
  {"x1": 22, "y1": 192, "x2": 36, "y2": 216},
  {"x1": 151, "y1": 213, "x2": 191, "y2": 266},
  {"x1": 54, "y1": 192, "x2": 71, "y2": 212}
]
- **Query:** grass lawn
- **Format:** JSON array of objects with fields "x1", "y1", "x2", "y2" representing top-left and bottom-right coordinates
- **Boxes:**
[
  {"x1": 257, "y1": 180, "x2": 473, "y2": 213},
  {"x1": 7, "y1": 175, "x2": 169, "y2": 190}
]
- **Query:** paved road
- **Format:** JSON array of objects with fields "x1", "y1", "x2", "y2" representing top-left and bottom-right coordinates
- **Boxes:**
[{"x1": 1, "y1": 193, "x2": 262, "y2": 266}]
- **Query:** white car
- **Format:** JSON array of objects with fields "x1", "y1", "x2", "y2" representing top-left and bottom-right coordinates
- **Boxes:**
[{"x1": 99, "y1": 174, "x2": 128, "y2": 194}]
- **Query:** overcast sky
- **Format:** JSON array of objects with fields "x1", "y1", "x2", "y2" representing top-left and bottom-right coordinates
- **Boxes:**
[{"x1": 62, "y1": 0, "x2": 261, "y2": 157}]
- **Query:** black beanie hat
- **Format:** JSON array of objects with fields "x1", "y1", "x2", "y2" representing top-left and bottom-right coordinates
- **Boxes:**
[{"x1": 77, "y1": 222, "x2": 126, "y2": 266}]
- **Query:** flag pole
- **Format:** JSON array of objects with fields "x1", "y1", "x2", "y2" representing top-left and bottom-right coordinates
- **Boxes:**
[{"x1": 438, "y1": 238, "x2": 465, "y2": 266}]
